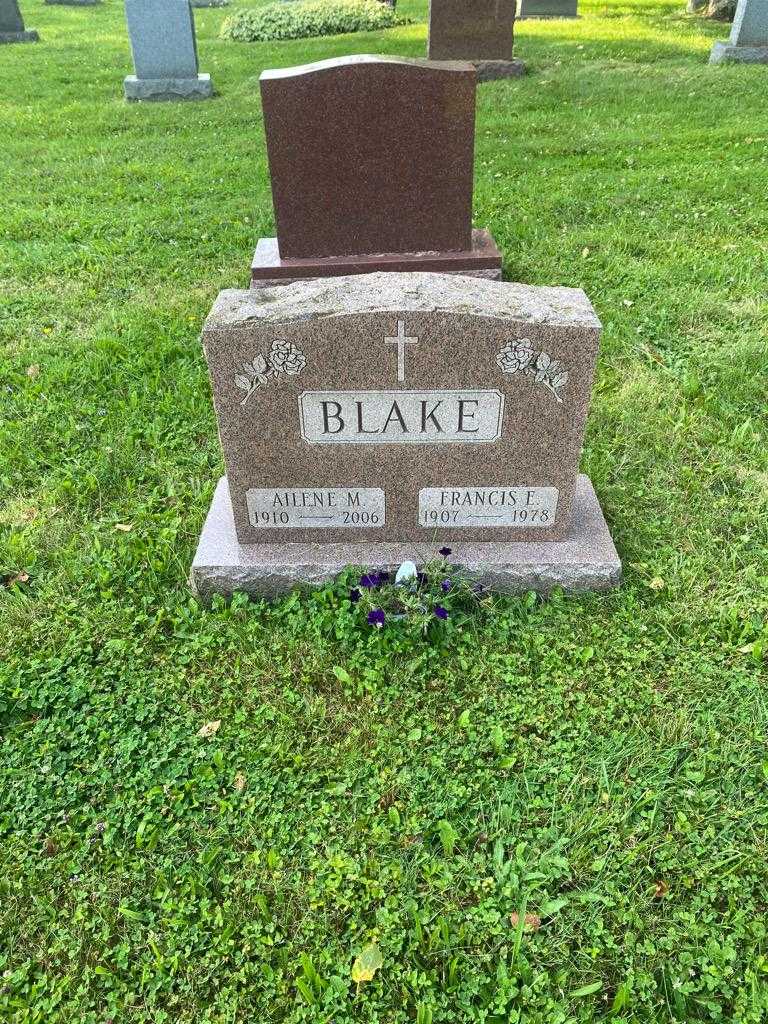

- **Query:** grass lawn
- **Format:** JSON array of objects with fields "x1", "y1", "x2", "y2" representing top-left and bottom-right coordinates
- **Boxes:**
[{"x1": 2, "y1": 0, "x2": 768, "y2": 1020}]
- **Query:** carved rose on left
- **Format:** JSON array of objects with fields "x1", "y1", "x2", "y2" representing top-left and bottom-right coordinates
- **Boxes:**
[{"x1": 234, "y1": 339, "x2": 306, "y2": 406}]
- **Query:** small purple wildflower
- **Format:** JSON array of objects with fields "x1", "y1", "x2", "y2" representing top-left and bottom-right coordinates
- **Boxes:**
[
  {"x1": 368, "y1": 608, "x2": 386, "y2": 628},
  {"x1": 349, "y1": 588, "x2": 361, "y2": 603},
  {"x1": 441, "y1": 579, "x2": 452, "y2": 593},
  {"x1": 434, "y1": 605, "x2": 449, "y2": 620},
  {"x1": 439, "y1": 547, "x2": 452, "y2": 558},
  {"x1": 360, "y1": 573, "x2": 380, "y2": 589}
]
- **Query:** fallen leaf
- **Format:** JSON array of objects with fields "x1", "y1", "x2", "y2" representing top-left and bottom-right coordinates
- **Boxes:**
[
  {"x1": 648, "y1": 577, "x2": 665, "y2": 591},
  {"x1": 622, "y1": 299, "x2": 634, "y2": 308},
  {"x1": 581, "y1": 247, "x2": 590, "y2": 258},
  {"x1": 7, "y1": 571, "x2": 30, "y2": 586},
  {"x1": 115, "y1": 523, "x2": 133, "y2": 533},
  {"x1": 234, "y1": 772, "x2": 247, "y2": 792},
  {"x1": 197, "y1": 720, "x2": 221, "y2": 739},
  {"x1": 351, "y1": 943, "x2": 383, "y2": 984},
  {"x1": 510, "y1": 912, "x2": 542, "y2": 931},
  {"x1": 26, "y1": 364, "x2": 40, "y2": 378},
  {"x1": 43, "y1": 837, "x2": 57, "y2": 857},
  {"x1": 654, "y1": 880, "x2": 669, "y2": 899}
]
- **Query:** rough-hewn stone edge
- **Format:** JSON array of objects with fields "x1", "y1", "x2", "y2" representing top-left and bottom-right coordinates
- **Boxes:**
[
  {"x1": 123, "y1": 74, "x2": 213, "y2": 101},
  {"x1": 710, "y1": 41, "x2": 768, "y2": 63},
  {"x1": 206, "y1": 272, "x2": 601, "y2": 333},
  {"x1": 0, "y1": 30, "x2": 39, "y2": 43},
  {"x1": 190, "y1": 475, "x2": 621, "y2": 603},
  {"x1": 474, "y1": 59, "x2": 526, "y2": 81}
]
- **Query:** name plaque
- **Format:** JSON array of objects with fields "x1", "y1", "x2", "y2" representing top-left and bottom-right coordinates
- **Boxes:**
[
  {"x1": 298, "y1": 390, "x2": 504, "y2": 445},
  {"x1": 246, "y1": 487, "x2": 385, "y2": 529},
  {"x1": 418, "y1": 486, "x2": 559, "y2": 528}
]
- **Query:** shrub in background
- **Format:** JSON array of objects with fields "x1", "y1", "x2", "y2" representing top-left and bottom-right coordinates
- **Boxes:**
[{"x1": 221, "y1": 0, "x2": 405, "y2": 43}]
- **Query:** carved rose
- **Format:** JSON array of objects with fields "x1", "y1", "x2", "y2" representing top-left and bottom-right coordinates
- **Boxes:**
[
  {"x1": 496, "y1": 338, "x2": 569, "y2": 403},
  {"x1": 496, "y1": 338, "x2": 534, "y2": 375},
  {"x1": 269, "y1": 339, "x2": 306, "y2": 376}
]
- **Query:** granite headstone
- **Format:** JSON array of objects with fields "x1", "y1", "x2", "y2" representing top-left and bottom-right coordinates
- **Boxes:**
[
  {"x1": 123, "y1": 0, "x2": 213, "y2": 101},
  {"x1": 518, "y1": 0, "x2": 578, "y2": 18},
  {"x1": 427, "y1": 0, "x2": 524, "y2": 81},
  {"x1": 0, "y1": 0, "x2": 38, "y2": 43},
  {"x1": 251, "y1": 55, "x2": 503, "y2": 286},
  {"x1": 710, "y1": 0, "x2": 768, "y2": 63},
  {"x1": 191, "y1": 272, "x2": 620, "y2": 599}
]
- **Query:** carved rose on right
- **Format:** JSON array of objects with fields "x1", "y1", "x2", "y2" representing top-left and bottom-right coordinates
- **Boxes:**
[{"x1": 496, "y1": 338, "x2": 569, "y2": 404}]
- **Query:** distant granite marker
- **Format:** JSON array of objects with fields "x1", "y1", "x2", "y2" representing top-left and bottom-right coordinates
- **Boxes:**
[
  {"x1": 518, "y1": 0, "x2": 577, "y2": 18},
  {"x1": 251, "y1": 55, "x2": 503, "y2": 286},
  {"x1": 427, "y1": 0, "x2": 524, "y2": 81},
  {"x1": 0, "y1": 0, "x2": 38, "y2": 43},
  {"x1": 710, "y1": 0, "x2": 768, "y2": 63},
  {"x1": 123, "y1": 0, "x2": 213, "y2": 101}
]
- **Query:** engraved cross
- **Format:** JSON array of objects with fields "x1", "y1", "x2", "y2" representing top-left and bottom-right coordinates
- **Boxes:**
[{"x1": 384, "y1": 320, "x2": 418, "y2": 383}]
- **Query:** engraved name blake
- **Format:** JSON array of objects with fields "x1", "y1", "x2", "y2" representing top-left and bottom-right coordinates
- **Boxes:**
[{"x1": 298, "y1": 390, "x2": 504, "y2": 445}]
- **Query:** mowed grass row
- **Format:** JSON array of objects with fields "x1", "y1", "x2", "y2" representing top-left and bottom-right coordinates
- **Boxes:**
[{"x1": 1, "y1": 1, "x2": 768, "y2": 1021}]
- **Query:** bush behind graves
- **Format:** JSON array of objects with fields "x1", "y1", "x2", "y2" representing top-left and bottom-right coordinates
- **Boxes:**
[{"x1": 220, "y1": 0, "x2": 405, "y2": 43}]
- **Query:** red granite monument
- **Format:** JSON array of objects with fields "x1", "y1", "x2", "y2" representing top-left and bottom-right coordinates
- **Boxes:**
[{"x1": 251, "y1": 54, "x2": 503, "y2": 287}]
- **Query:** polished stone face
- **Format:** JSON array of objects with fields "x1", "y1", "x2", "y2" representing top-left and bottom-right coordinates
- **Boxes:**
[
  {"x1": 124, "y1": 0, "x2": 199, "y2": 80},
  {"x1": 259, "y1": 55, "x2": 477, "y2": 261},
  {"x1": 202, "y1": 272, "x2": 602, "y2": 545},
  {"x1": 427, "y1": 0, "x2": 516, "y2": 61},
  {"x1": 731, "y1": 0, "x2": 768, "y2": 45},
  {"x1": 0, "y1": 0, "x2": 25, "y2": 32}
]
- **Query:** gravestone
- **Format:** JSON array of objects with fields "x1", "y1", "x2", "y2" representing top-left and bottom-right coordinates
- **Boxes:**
[
  {"x1": 251, "y1": 55, "x2": 503, "y2": 287},
  {"x1": 123, "y1": 0, "x2": 213, "y2": 101},
  {"x1": 0, "y1": 0, "x2": 38, "y2": 43},
  {"x1": 518, "y1": 0, "x2": 578, "y2": 18},
  {"x1": 191, "y1": 273, "x2": 620, "y2": 600},
  {"x1": 710, "y1": 0, "x2": 768, "y2": 62},
  {"x1": 427, "y1": 0, "x2": 525, "y2": 81}
]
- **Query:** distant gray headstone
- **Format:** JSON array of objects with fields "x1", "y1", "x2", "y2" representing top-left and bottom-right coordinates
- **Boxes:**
[
  {"x1": 517, "y1": 0, "x2": 577, "y2": 17},
  {"x1": 0, "y1": 0, "x2": 39, "y2": 42},
  {"x1": 123, "y1": 0, "x2": 213, "y2": 101},
  {"x1": 710, "y1": 0, "x2": 768, "y2": 62}
]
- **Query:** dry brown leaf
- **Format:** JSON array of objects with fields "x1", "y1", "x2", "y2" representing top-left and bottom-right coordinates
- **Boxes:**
[
  {"x1": 9, "y1": 571, "x2": 30, "y2": 586},
  {"x1": 197, "y1": 720, "x2": 221, "y2": 739},
  {"x1": 234, "y1": 772, "x2": 247, "y2": 792},
  {"x1": 115, "y1": 523, "x2": 133, "y2": 533},
  {"x1": 43, "y1": 837, "x2": 57, "y2": 857},
  {"x1": 26, "y1": 364, "x2": 40, "y2": 378},
  {"x1": 654, "y1": 880, "x2": 669, "y2": 899},
  {"x1": 648, "y1": 577, "x2": 665, "y2": 591},
  {"x1": 510, "y1": 912, "x2": 542, "y2": 931}
]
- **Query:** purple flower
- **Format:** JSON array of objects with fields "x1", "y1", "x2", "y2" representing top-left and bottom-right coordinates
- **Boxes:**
[
  {"x1": 434, "y1": 605, "x2": 449, "y2": 620},
  {"x1": 439, "y1": 547, "x2": 452, "y2": 558},
  {"x1": 368, "y1": 609, "x2": 386, "y2": 628},
  {"x1": 441, "y1": 579, "x2": 452, "y2": 593},
  {"x1": 360, "y1": 573, "x2": 380, "y2": 589},
  {"x1": 349, "y1": 588, "x2": 361, "y2": 603}
]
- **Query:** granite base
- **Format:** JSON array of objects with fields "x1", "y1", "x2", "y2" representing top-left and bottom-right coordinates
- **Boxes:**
[
  {"x1": 0, "y1": 30, "x2": 39, "y2": 42},
  {"x1": 250, "y1": 228, "x2": 503, "y2": 287},
  {"x1": 710, "y1": 41, "x2": 768, "y2": 64},
  {"x1": 474, "y1": 59, "x2": 526, "y2": 81},
  {"x1": 190, "y1": 475, "x2": 621, "y2": 602},
  {"x1": 124, "y1": 73, "x2": 213, "y2": 101}
]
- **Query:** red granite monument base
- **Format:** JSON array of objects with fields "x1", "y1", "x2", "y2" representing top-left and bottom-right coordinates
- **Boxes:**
[{"x1": 250, "y1": 228, "x2": 503, "y2": 288}]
